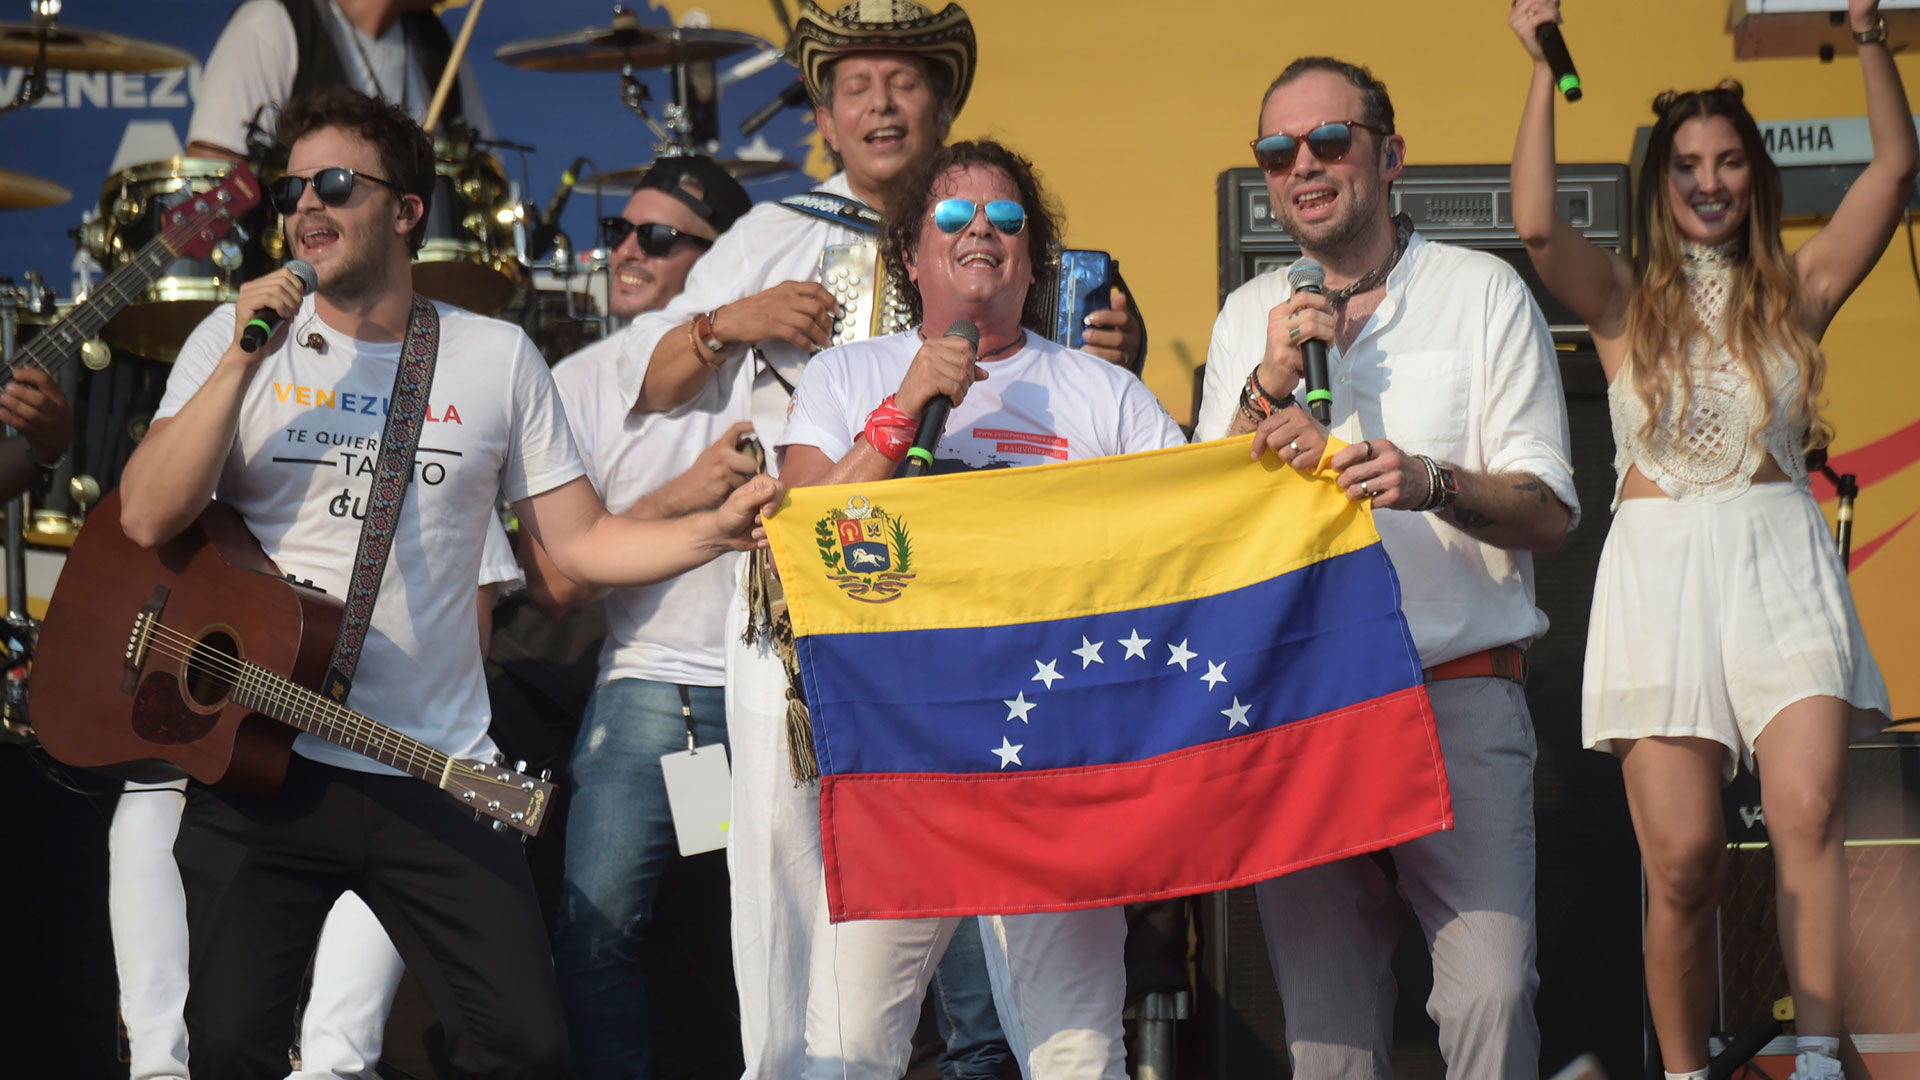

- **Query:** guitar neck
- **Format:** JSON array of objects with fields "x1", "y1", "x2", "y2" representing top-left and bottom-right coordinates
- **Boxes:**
[
  {"x1": 227, "y1": 657, "x2": 451, "y2": 785},
  {"x1": 7, "y1": 236, "x2": 182, "y2": 381}
]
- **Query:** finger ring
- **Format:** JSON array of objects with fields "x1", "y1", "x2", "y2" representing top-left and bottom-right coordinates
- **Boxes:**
[
  {"x1": 1289, "y1": 439, "x2": 1302, "y2": 455},
  {"x1": 1360, "y1": 480, "x2": 1373, "y2": 496},
  {"x1": 1288, "y1": 326, "x2": 1302, "y2": 343},
  {"x1": 1363, "y1": 440, "x2": 1375, "y2": 461}
]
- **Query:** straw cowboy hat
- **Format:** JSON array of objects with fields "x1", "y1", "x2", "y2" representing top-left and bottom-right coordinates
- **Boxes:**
[{"x1": 791, "y1": 0, "x2": 977, "y2": 114}]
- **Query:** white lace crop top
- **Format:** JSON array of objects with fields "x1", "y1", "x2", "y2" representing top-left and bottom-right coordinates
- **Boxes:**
[{"x1": 1608, "y1": 241, "x2": 1809, "y2": 510}]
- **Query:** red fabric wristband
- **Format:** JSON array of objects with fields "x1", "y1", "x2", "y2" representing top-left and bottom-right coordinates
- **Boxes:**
[{"x1": 863, "y1": 394, "x2": 917, "y2": 463}]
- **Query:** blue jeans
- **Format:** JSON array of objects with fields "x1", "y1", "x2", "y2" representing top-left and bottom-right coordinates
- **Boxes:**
[
  {"x1": 552, "y1": 677, "x2": 728, "y2": 1079},
  {"x1": 932, "y1": 920, "x2": 1017, "y2": 1080}
]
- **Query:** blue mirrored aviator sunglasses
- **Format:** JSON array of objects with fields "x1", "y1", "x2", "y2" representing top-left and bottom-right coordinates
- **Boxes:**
[
  {"x1": 932, "y1": 198, "x2": 1027, "y2": 236},
  {"x1": 1249, "y1": 120, "x2": 1386, "y2": 173}
]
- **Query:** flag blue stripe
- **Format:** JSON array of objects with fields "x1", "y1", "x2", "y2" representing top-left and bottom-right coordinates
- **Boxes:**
[{"x1": 796, "y1": 544, "x2": 1423, "y2": 776}]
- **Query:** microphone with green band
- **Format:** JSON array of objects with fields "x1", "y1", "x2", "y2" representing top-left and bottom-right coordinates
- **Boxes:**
[
  {"x1": 903, "y1": 319, "x2": 979, "y2": 477},
  {"x1": 1287, "y1": 258, "x2": 1333, "y2": 424},
  {"x1": 240, "y1": 259, "x2": 318, "y2": 352}
]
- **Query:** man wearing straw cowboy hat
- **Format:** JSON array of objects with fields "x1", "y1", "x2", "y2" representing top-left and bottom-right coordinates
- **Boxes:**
[{"x1": 608, "y1": 4, "x2": 1139, "y2": 1078}]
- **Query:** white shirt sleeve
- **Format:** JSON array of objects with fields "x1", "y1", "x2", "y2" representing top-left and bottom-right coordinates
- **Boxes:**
[
  {"x1": 1478, "y1": 275, "x2": 1582, "y2": 530},
  {"x1": 613, "y1": 219, "x2": 763, "y2": 410},
  {"x1": 1194, "y1": 284, "x2": 1277, "y2": 443},
  {"x1": 777, "y1": 350, "x2": 857, "y2": 462},
  {"x1": 1117, "y1": 376, "x2": 1188, "y2": 454},
  {"x1": 187, "y1": 0, "x2": 298, "y2": 154},
  {"x1": 155, "y1": 306, "x2": 240, "y2": 421},
  {"x1": 501, "y1": 332, "x2": 587, "y2": 502},
  {"x1": 478, "y1": 516, "x2": 522, "y2": 588}
]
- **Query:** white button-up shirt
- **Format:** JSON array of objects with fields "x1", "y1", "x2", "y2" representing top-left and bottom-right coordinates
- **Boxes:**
[
  {"x1": 1195, "y1": 233, "x2": 1579, "y2": 667},
  {"x1": 614, "y1": 173, "x2": 873, "y2": 468}
]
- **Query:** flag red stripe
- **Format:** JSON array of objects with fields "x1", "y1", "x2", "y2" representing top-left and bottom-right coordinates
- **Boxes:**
[{"x1": 819, "y1": 685, "x2": 1451, "y2": 920}]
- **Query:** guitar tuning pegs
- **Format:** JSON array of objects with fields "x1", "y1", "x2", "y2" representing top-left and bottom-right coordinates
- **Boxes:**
[
  {"x1": 492, "y1": 751, "x2": 505, "y2": 766},
  {"x1": 515, "y1": 760, "x2": 527, "y2": 773},
  {"x1": 492, "y1": 819, "x2": 508, "y2": 833},
  {"x1": 540, "y1": 769, "x2": 552, "y2": 782}
]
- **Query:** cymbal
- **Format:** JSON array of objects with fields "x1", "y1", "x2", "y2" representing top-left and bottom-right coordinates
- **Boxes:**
[
  {"x1": 495, "y1": 22, "x2": 766, "y2": 73},
  {"x1": 576, "y1": 158, "x2": 800, "y2": 197},
  {"x1": 0, "y1": 23, "x2": 195, "y2": 72},
  {"x1": 0, "y1": 168, "x2": 71, "y2": 210}
]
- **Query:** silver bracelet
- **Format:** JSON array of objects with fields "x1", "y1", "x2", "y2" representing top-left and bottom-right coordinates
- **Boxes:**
[{"x1": 1415, "y1": 454, "x2": 1442, "y2": 512}]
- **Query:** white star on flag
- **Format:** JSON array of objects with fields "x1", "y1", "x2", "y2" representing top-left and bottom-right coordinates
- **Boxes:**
[
  {"x1": 1119, "y1": 629, "x2": 1150, "y2": 660},
  {"x1": 1032, "y1": 659, "x2": 1062, "y2": 689},
  {"x1": 1222, "y1": 698, "x2": 1252, "y2": 729},
  {"x1": 1072, "y1": 636, "x2": 1105, "y2": 668},
  {"x1": 1202, "y1": 660, "x2": 1227, "y2": 691},
  {"x1": 1003, "y1": 692, "x2": 1036, "y2": 723},
  {"x1": 1167, "y1": 639, "x2": 1197, "y2": 671},
  {"x1": 993, "y1": 736, "x2": 1025, "y2": 769}
]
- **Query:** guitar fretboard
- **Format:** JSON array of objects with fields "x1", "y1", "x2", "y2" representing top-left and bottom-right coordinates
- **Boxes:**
[{"x1": 227, "y1": 658, "x2": 451, "y2": 783}]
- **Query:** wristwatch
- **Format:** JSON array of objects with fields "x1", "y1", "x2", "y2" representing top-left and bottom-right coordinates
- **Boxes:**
[
  {"x1": 1429, "y1": 463, "x2": 1459, "y2": 511},
  {"x1": 1854, "y1": 17, "x2": 1888, "y2": 45}
]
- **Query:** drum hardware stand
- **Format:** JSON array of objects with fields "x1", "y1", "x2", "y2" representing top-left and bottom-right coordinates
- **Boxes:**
[
  {"x1": 0, "y1": 281, "x2": 37, "y2": 743},
  {"x1": 0, "y1": 1, "x2": 59, "y2": 117}
]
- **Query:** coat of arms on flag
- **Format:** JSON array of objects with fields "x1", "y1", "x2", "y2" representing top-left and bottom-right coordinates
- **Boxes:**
[
  {"x1": 764, "y1": 436, "x2": 1452, "y2": 921},
  {"x1": 814, "y1": 495, "x2": 916, "y2": 603}
]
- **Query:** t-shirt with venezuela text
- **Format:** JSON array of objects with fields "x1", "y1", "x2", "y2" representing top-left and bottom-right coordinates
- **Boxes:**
[{"x1": 158, "y1": 296, "x2": 585, "y2": 774}]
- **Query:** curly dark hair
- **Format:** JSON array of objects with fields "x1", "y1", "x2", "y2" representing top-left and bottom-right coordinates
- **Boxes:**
[
  {"x1": 878, "y1": 139, "x2": 1064, "y2": 332},
  {"x1": 1258, "y1": 56, "x2": 1396, "y2": 136},
  {"x1": 276, "y1": 86, "x2": 435, "y2": 254}
]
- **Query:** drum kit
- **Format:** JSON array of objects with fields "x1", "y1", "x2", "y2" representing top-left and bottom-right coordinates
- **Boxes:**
[{"x1": 0, "y1": 2, "x2": 810, "y2": 741}]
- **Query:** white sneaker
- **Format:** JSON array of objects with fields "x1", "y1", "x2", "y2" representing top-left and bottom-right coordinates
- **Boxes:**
[{"x1": 1791, "y1": 1049, "x2": 1845, "y2": 1080}]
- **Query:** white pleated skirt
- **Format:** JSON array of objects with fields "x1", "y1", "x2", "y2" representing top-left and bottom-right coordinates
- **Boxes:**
[{"x1": 1582, "y1": 483, "x2": 1890, "y2": 778}]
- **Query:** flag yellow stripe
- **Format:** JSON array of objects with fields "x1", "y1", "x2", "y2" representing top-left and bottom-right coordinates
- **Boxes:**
[{"x1": 766, "y1": 436, "x2": 1379, "y2": 636}]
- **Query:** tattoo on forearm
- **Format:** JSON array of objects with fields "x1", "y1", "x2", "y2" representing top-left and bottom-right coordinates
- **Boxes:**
[
  {"x1": 1449, "y1": 504, "x2": 1495, "y2": 529},
  {"x1": 1512, "y1": 479, "x2": 1550, "y2": 504}
]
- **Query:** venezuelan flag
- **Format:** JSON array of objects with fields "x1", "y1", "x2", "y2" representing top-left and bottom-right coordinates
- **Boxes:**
[{"x1": 764, "y1": 436, "x2": 1451, "y2": 921}]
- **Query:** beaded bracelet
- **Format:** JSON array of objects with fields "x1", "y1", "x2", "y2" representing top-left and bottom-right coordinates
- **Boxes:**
[{"x1": 1238, "y1": 369, "x2": 1297, "y2": 425}]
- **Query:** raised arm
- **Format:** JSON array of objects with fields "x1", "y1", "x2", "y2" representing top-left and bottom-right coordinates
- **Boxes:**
[
  {"x1": 630, "y1": 281, "x2": 838, "y2": 413},
  {"x1": 1508, "y1": 0, "x2": 1635, "y2": 346},
  {"x1": 1793, "y1": 0, "x2": 1920, "y2": 336}
]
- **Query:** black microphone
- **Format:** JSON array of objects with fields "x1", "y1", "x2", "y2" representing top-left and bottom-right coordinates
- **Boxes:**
[
  {"x1": 903, "y1": 320, "x2": 979, "y2": 477},
  {"x1": 1536, "y1": 22, "x2": 1582, "y2": 103},
  {"x1": 239, "y1": 260, "x2": 317, "y2": 352},
  {"x1": 1286, "y1": 259, "x2": 1332, "y2": 424},
  {"x1": 528, "y1": 156, "x2": 590, "y2": 259},
  {"x1": 740, "y1": 79, "x2": 810, "y2": 137}
]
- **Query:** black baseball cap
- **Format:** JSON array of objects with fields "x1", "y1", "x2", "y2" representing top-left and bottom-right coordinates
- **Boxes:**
[{"x1": 636, "y1": 156, "x2": 752, "y2": 234}]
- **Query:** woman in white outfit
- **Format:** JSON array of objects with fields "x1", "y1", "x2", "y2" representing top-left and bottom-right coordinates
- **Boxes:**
[{"x1": 1507, "y1": 1, "x2": 1913, "y2": 1077}]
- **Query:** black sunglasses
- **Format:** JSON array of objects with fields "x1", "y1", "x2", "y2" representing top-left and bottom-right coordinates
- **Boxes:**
[
  {"x1": 601, "y1": 217, "x2": 714, "y2": 257},
  {"x1": 269, "y1": 167, "x2": 402, "y2": 214},
  {"x1": 1250, "y1": 120, "x2": 1389, "y2": 174}
]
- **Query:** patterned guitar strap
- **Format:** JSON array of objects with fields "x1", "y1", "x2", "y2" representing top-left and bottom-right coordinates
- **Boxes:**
[
  {"x1": 319, "y1": 296, "x2": 441, "y2": 706},
  {"x1": 740, "y1": 440, "x2": 818, "y2": 783}
]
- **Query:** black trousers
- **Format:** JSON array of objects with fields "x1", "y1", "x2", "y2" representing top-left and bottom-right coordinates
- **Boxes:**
[{"x1": 173, "y1": 754, "x2": 569, "y2": 1080}]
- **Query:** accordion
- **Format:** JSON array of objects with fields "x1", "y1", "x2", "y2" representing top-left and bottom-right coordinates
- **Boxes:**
[{"x1": 819, "y1": 241, "x2": 1129, "y2": 364}]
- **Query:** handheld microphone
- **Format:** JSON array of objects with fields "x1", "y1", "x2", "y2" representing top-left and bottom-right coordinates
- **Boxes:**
[
  {"x1": 240, "y1": 260, "x2": 318, "y2": 353},
  {"x1": 1536, "y1": 22, "x2": 1582, "y2": 103},
  {"x1": 1286, "y1": 259, "x2": 1332, "y2": 424},
  {"x1": 903, "y1": 320, "x2": 979, "y2": 477},
  {"x1": 528, "y1": 156, "x2": 590, "y2": 258}
]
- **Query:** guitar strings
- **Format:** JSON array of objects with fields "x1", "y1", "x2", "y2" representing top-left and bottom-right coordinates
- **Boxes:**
[{"x1": 135, "y1": 621, "x2": 537, "y2": 800}]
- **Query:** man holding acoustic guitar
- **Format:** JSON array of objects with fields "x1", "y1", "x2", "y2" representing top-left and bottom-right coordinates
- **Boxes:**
[{"x1": 100, "y1": 87, "x2": 778, "y2": 1079}]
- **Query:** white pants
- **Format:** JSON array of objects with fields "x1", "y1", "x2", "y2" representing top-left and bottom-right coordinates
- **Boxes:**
[
  {"x1": 802, "y1": 903, "x2": 1128, "y2": 1080},
  {"x1": 725, "y1": 591, "x2": 826, "y2": 1080},
  {"x1": 109, "y1": 779, "x2": 408, "y2": 1080}
]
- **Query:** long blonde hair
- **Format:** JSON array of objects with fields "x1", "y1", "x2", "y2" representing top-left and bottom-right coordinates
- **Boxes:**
[{"x1": 1625, "y1": 81, "x2": 1829, "y2": 450}]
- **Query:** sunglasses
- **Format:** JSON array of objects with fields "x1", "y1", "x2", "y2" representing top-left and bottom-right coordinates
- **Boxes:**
[
  {"x1": 932, "y1": 198, "x2": 1027, "y2": 236},
  {"x1": 1250, "y1": 121, "x2": 1388, "y2": 174},
  {"x1": 600, "y1": 217, "x2": 714, "y2": 257},
  {"x1": 269, "y1": 167, "x2": 401, "y2": 214}
]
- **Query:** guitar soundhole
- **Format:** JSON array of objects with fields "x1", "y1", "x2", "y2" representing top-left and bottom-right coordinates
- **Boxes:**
[{"x1": 184, "y1": 631, "x2": 240, "y2": 707}]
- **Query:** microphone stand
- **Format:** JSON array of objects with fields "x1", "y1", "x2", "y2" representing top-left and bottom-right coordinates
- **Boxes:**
[{"x1": 1809, "y1": 448, "x2": 1859, "y2": 569}]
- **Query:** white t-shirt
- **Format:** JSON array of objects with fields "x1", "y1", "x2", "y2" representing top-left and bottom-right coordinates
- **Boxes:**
[
  {"x1": 157, "y1": 297, "x2": 584, "y2": 773},
  {"x1": 1195, "y1": 233, "x2": 1579, "y2": 667},
  {"x1": 551, "y1": 334, "x2": 747, "y2": 688},
  {"x1": 188, "y1": 0, "x2": 494, "y2": 154},
  {"x1": 780, "y1": 331, "x2": 1185, "y2": 470}
]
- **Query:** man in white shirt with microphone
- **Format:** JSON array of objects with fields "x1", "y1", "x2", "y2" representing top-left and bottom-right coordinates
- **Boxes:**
[{"x1": 1194, "y1": 56, "x2": 1578, "y2": 1078}]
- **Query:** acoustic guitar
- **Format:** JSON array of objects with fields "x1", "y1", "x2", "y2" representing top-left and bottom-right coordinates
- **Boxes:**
[{"x1": 30, "y1": 491, "x2": 553, "y2": 837}]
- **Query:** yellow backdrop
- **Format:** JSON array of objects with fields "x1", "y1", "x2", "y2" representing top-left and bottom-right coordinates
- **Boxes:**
[{"x1": 667, "y1": 0, "x2": 1920, "y2": 718}]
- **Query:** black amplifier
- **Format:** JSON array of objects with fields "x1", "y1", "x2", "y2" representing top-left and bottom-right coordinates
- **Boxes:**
[{"x1": 1216, "y1": 163, "x2": 1632, "y2": 340}]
